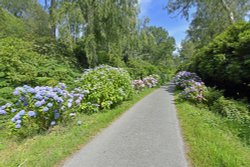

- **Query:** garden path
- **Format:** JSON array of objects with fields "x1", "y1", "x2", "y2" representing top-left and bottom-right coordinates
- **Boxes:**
[{"x1": 63, "y1": 85, "x2": 188, "y2": 167}]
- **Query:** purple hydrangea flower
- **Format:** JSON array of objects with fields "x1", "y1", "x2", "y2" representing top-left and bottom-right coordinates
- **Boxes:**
[
  {"x1": 0, "y1": 105, "x2": 6, "y2": 110},
  {"x1": 75, "y1": 99, "x2": 81, "y2": 105},
  {"x1": 19, "y1": 110, "x2": 25, "y2": 116},
  {"x1": 34, "y1": 94, "x2": 43, "y2": 100},
  {"x1": 14, "y1": 114, "x2": 21, "y2": 120},
  {"x1": 16, "y1": 120, "x2": 22, "y2": 124},
  {"x1": 28, "y1": 111, "x2": 36, "y2": 117},
  {"x1": 43, "y1": 107, "x2": 49, "y2": 112},
  {"x1": 54, "y1": 112, "x2": 60, "y2": 119},
  {"x1": 0, "y1": 110, "x2": 6, "y2": 115},
  {"x1": 28, "y1": 88, "x2": 35, "y2": 93},
  {"x1": 40, "y1": 91, "x2": 46, "y2": 96},
  {"x1": 23, "y1": 85, "x2": 30, "y2": 89},
  {"x1": 58, "y1": 83, "x2": 66, "y2": 89},
  {"x1": 15, "y1": 124, "x2": 21, "y2": 129},
  {"x1": 47, "y1": 103, "x2": 53, "y2": 108},
  {"x1": 35, "y1": 101, "x2": 42, "y2": 107},
  {"x1": 11, "y1": 117, "x2": 16, "y2": 122},
  {"x1": 23, "y1": 102, "x2": 29, "y2": 106},
  {"x1": 19, "y1": 96, "x2": 26, "y2": 101},
  {"x1": 67, "y1": 102, "x2": 72, "y2": 108},
  {"x1": 13, "y1": 90, "x2": 20, "y2": 96},
  {"x1": 50, "y1": 121, "x2": 56, "y2": 126},
  {"x1": 11, "y1": 109, "x2": 17, "y2": 113},
  {"x1": 40, "y1": 100, "x2": 46, "y2": 105}
]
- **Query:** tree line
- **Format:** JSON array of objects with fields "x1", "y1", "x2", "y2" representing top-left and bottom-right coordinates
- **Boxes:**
[
  {"x1": 167, "y1": 0, "x2": 250, "y2": 98},
  {"x1": 0, "y1": 0, "x2": 176, "y2": 77}
]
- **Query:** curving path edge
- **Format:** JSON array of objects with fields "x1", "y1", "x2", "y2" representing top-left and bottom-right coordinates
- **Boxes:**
[{"x1": 62, "y1": 85, "x2": 188, "y2": 167}]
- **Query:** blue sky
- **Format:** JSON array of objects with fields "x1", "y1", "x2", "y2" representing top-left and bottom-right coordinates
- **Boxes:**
[{"x1": 139, "y1": 0, "x2": 191, "y2": 48}]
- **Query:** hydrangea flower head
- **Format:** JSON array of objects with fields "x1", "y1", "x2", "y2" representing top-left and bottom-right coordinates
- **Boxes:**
[
  {"x1": 35, "y1": 101, "x2": 42, "y2": 107},
  {"x1": 43, "y1": 107, "x2": 49, "y2": 112},
  {"x1": 54, "y1": 112, "x2": 60, "y2": 119},
  {"x1": 0, "y1": 110, "x2": 6, "y2": 115},
  {"x1": 28, "y1": 111, "x2": 36, "y2": 117},
  {"x1": 15, "y1": 124, "x2": 21, "y2": 129},
  {"x1": 47, "y1": 103, "x2": 53, "y2": 108},
  {"x1": 19, "y1": 110, "x2": 25, "y2": 116},
  {"x1": 50, "y1": 121, "x2": 56, "y2": 126}
]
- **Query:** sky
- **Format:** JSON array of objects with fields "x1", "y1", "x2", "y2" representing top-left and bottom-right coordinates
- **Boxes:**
[{"x1": 139, "y1": 0, "x2": 191, "y2": 49}]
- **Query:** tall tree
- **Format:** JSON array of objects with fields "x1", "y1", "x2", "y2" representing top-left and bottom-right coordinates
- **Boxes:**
[
  {"x1": 0, "y1": 0, "x2": 50, "y2": 37},
  {"x1": 77, "y1": 0, "x2": 138, "y2": 67},
  {"x1": 166, "y1": 0, "x2": 250, "y2": 46}
]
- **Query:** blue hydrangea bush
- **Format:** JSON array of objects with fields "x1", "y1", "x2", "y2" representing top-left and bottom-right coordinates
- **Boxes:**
[
  {"x1": 0, "y1": 83, "x2": 88, "y2": 134},
  {"x1": 173, "y1": 71, "x2": 207, "y2": 103}
]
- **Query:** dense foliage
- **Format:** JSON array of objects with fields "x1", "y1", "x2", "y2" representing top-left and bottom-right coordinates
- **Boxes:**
[
  {"x1": 0, "y1": 8, "x2": 27, "y2": 38},
  {"x1": 0, "y1": 37, "x2": 79, "y2": 104},
  {"x1": 189, "y1": 22, "x2": 250, "y2": 98}
]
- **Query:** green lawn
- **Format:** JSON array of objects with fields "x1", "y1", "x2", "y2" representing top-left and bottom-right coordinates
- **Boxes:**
[
  {"x1": 176, "y1": 100, "x2": 250, "y2": 167},
  {"x1": 0, "y1": 88, "x2": 156, "y2": 167}
]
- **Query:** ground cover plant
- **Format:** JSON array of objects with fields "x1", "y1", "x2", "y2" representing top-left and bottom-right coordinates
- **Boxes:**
[{"x1": 176, "y1": 101, "x2": 250, "y2": 167}]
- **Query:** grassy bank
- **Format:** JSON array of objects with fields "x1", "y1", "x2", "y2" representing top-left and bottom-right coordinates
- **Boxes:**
[
  {"x1": 176, "y1": 100, "x2": 250, "y2": 167},
  {"x1": 0, "y1": 88, "x2": 156, "y2": 167}
]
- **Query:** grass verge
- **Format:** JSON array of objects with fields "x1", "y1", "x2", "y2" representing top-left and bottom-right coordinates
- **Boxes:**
[
  {"x1": 0, "y1": 88, "x2": 156, "y2": 167},
  {"x1": 176, "y1": 100, "x2": 250, "y2": 167}
]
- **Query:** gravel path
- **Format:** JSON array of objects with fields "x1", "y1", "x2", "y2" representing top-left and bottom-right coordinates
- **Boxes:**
[{"x1": 62, "y1": 85, "x2": 188, "y2": 167}]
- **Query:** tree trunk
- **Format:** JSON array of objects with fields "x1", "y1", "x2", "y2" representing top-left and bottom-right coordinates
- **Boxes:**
[
  {"x1": 50, "y1": 0, "x2": 56, "y2": 38},
  {"x1": 44, "y1": 0, "x2": 48, "y2": 9},
  {"x1": 220, "y1": 0, "x2": 235, "y2": 23}
]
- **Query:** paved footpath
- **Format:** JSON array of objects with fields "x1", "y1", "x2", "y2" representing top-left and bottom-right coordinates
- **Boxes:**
[{"x1": 63, "y1": 85, "x2": 188, "y2": 167}]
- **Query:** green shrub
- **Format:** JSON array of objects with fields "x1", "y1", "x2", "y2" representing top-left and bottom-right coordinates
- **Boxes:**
[
  {"x1": 75, "y1": 65, "x2": 134, "y2": 112},
  {"x1": 204, "y1": 87, "x2": 223, "y2": 107},
  {"x1": 211, "y1": 97, "x2": 250, "y2": 123},
  {"x1": 0, "y1": 37, "x2": 80, "y2": 102},
  {"x1": 126, "y1": 58, "x2": 159, "y2": 79},
  {"x1": 0, "y1": 8, "x2": 28, "y2": 38}
]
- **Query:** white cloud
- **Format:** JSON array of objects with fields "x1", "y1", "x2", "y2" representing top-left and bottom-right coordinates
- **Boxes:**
[{"x1": 139, "y1": 0, "x2": 153, "y2": 17}]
